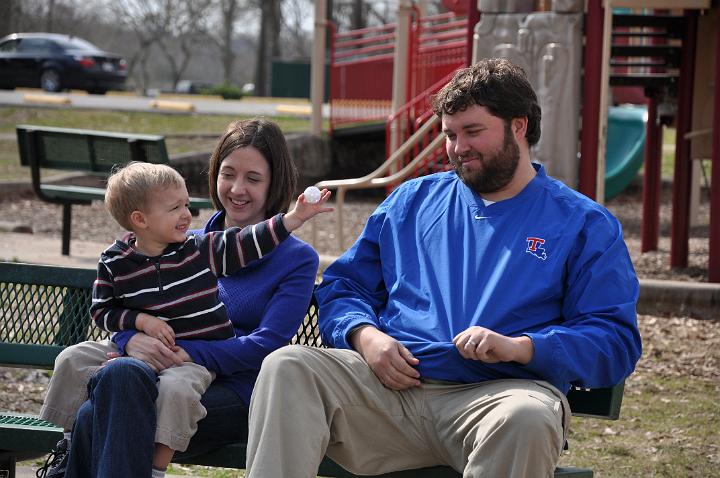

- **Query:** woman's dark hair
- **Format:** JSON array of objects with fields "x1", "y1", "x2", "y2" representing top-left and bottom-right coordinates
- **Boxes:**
[
  {"x1": 432, "y1": 58, "x2": 542, "y2": 146},
  {"x1": 207, "y1": 118, "x2": 298, "y2": 218}
]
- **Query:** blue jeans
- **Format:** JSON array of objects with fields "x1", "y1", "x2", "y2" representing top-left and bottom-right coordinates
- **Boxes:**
[
  {"x1": 65, "y1": 358, "x2": 157, "y2": 478},
  {"x1": 65, "y1": 358, "x2": 249, "y2": 478}
]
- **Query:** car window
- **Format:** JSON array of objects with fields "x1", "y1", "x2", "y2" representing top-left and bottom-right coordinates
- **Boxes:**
[
  {"x1": 0, "y1": 39, "x2": 20, "y2": 53},
  {"x1": 54, "y1": 37, "x2": 100, "y2": 51},
  {"x1": 18, "y1": 38, "x2": 54, "y2": 54}
]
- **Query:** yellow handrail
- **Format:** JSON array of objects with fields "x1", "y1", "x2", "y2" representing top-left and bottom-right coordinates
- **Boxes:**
[{"x1": 311, "y1": 115, "x2": 445, "y2": 251}]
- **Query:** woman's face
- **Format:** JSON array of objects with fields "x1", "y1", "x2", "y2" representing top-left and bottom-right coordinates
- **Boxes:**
[{"x1": 216, "y1": 146, "x2": 271, "y2": 228}]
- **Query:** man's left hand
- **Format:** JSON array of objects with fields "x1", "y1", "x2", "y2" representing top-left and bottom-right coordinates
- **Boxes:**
[{"x1": 453, "y1": 326, "x2": 534, "y2": 365}]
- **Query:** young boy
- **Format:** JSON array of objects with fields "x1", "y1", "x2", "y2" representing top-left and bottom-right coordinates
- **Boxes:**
[{"x1": 37, "y1": 162, "x2": 331, "y2": 478}]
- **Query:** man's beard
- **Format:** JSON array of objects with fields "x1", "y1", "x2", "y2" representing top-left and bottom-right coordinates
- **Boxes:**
[{"x1": 450, "y1": 122, "x2": 520, "y2": 195}]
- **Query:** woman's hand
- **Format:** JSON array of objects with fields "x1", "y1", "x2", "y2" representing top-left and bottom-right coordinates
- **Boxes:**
[{"x1": 106, "y1": 333, "x2": 186, "y2": 372}]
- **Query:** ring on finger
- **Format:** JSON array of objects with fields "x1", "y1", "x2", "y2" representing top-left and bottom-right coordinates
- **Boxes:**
[{"x1": 466, "y1": 339, "x2": 476, "y2": 347}]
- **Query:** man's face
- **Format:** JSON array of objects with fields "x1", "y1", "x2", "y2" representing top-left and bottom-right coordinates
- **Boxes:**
[{"x1": 442, "y1": 104, "x2": 520, "y2": 195}]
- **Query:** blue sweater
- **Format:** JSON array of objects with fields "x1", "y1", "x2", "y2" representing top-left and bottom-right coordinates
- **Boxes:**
[
  {"x1": 316, "y1": 165, "x2": 642, "y2": 394},
  {"x1": 114, "y1": 210, "x2": 319, "y2": 405}
]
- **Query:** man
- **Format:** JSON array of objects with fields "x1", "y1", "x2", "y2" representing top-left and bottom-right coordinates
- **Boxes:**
[{"x1": 246, "y1": 58, "x2": 642, "y2": 478}]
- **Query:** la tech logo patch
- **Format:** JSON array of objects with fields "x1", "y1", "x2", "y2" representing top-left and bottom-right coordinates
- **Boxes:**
[{"x1": 526, "y1": 237, "x2": 547, "y2": 260}]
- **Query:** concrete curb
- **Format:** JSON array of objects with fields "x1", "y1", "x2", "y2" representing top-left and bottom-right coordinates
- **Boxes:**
[{"x1": 638, "y1": 278, "x2": 719, "y2": 320}]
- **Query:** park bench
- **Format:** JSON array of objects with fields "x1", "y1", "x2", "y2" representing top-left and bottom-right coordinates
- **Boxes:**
[
  {"x1": 16, "y1": 124, "x2": 214, "y2": 256},
  {"x1": 0, "y1": 261, "x2": 624, "y2": 478}
]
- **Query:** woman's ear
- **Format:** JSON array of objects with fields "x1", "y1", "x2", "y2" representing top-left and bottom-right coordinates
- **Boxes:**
[{"x1": 129, "y1": 210, "x2": 147, "y2": 230}]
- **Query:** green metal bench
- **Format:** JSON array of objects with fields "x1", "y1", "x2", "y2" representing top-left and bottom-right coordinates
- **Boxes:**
[
  {"x1": 0, "y1": 261, "x2": 624, "y2": 478},
  {"x1": 16, "y1": 125, "x2": 214, "y2": 256}
]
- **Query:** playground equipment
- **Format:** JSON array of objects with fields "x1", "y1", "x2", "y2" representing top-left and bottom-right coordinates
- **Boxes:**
[
  {"x1": 605, "y1": 105, "x2": 647, "y2": 200},
  {"x1": 311, "y1": 0, "x2": 719, "y2": 281}
]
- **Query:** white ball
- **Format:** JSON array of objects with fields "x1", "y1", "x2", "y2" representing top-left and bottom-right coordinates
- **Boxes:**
[{"x1": 303, "y1": 186, "x2": 321, "y2": 204}]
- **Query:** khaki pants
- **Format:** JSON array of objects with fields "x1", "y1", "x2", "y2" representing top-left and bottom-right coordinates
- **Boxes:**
[
  {"x1": 39, "y1": 339, "x2": 214, "y2": 452},
  {"x1": 247, "y1": 345, "x2": 569, "y2": 478}
]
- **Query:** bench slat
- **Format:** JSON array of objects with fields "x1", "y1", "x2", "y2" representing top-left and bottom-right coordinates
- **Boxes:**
[{"x1": 40, "y1": 185, "x2": 214, "y2": 210}]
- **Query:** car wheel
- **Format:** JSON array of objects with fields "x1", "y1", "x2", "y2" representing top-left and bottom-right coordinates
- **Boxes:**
[
  {"x1": 40, "y1": 69, "x2": 62, "y2": 92},
  {"x1": 87, "y1": 88, "x2": 107, "y2": 95}
]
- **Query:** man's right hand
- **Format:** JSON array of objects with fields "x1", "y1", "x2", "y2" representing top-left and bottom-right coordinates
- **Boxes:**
[
  {"x1": 107, "y1": 333, "x2": 185, "y2": 372},
  {"x1": 349, "y1": 326, "x2": 420, "y2": 390}
]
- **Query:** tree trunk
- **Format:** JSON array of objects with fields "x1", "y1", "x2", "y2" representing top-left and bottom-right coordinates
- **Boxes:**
[
  {"x1": 46, "y1": 0, "x2": 56, "y2": 32},
  {"x1": 351, "y1": 0, "x2": 365, "y2": 30},
  {"x1": 0, "y1": 0, "x2": 16, "y2": 37},
  {"x1": 221, "y1": 0, "x2": 237, "y2": 85},
  {"x1": 254, "y1": 0, "x2": 280, "y2": 96}
]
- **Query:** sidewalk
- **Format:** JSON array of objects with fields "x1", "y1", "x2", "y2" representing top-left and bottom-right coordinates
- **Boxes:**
[{"x1": 0, "y1": 231, "x2": 105, "y2": 269}]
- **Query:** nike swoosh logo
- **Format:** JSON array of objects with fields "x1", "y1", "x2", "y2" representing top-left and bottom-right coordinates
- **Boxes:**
[{"x1": 474, "y1": 215, "x2": 491, "y2": 219}]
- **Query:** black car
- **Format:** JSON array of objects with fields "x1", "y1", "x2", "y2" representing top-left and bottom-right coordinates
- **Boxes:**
[{"x1": 0, "y1": 32, "x2": 127, "y2": 94}]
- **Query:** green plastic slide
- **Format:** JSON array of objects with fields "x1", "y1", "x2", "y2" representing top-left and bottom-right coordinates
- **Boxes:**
[{"x1": 605, "y1": 105, "x2": 647, "y2": 200}]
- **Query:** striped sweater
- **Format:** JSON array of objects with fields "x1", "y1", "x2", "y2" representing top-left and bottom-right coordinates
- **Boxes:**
[{"x1": 90, "y1": 213, "x2": 289, "y2": 339}]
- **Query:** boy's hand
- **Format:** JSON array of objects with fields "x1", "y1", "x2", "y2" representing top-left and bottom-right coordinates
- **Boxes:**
[
  {"x1": 136, "y1": 312, "x2": 176, "y2": 348},
  {"x1": 283, "y1": 188, "x2": 334, "y2": 232}
]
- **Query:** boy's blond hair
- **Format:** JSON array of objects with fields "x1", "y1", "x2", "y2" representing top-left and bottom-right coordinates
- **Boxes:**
[{"x1": 105, "y1": 162, "x2": 186, "y2": 231}]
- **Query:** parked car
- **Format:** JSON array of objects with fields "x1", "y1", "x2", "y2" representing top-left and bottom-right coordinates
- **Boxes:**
[
  {"x1": 0, "y1": 32, "x2": 127, "y2": 94},
  {"x1": 175, "y1": 80, "x2": 213, "y2": 94}
]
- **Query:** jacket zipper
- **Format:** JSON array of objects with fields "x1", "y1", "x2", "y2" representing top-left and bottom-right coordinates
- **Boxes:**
[{"x1": 154, "y1": 259, "x2": 163, "y2": 292}]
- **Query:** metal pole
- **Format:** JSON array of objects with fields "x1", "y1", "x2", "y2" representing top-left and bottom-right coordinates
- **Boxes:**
[
  {"x1": 579, "y1": 0, "x2": 603, "y2": 200},
  {"x1": 641, "y1": 91, "x2": 662, "y2": 252},
  {"x1": 390, "y1": 0, "x2": 412, "y2": 161},
  {"x1": 709, "y1": 10, "x2": 720, "y2": 282},
  {"x1": 595, "y1": 0, "x2": 614, "y2": 204},
  {"x1": 311, "y1": 0, "x2": 327, "y2": 137},
  {"x1": 670, "y1": 11, "x2": 698, "y2": 268},
  {"x1": 465, "y1": 0, "x2": 480, "y2": 67}
]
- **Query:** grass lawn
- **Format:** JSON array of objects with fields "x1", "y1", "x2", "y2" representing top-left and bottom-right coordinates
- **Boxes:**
[
  {"x1": 558, "y1": 376, "x2": 719, "y2": 477},
  {"x1": 0, "y1": 106, "x2": 312, "y2": 181}
]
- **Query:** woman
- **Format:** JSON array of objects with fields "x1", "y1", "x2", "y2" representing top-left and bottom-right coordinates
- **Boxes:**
[{"x1": 60, "y1": 119, "x2": 319, "y2": 477}]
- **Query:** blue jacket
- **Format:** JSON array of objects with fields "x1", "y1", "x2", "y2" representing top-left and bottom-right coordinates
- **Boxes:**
[
  {"x1": 316, "y1": 165, "x2": 642, "y2": 394},
  {"x1": 114, "y1": 210, "x2": 318, "y2": 405}
]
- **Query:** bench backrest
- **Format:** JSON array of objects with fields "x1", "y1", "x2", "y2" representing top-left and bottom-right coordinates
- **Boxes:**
[
  {"x1": 0, "y1": 261, "x2": 622, "y2": 419},
  {"x1": 16, "y1": 124, "x2": 169, "y2": 175}
]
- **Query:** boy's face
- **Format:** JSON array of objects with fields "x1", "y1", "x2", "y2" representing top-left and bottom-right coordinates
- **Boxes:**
[{"x1": 135, "y1": 184, "x2": 192, "y2": 248}]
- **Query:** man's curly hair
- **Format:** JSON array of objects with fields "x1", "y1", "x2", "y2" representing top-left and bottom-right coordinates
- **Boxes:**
[{"x1": 432, "y1": 58, "x2": 541, "y2": 146}]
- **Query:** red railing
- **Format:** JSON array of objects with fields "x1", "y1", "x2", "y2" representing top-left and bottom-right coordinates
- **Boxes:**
[
  {"x1": 384, "y1": 71, "x2": 458, "y2": 193},
  {"x1": 411, "y1": 12, "x2": 467, "y2": 98},
  {"x1": 329, "y1": 22, "x2": 396, "y2": 130},
  {"x1": 329, "y1": 11, "x2": 467, "y2": 132}
]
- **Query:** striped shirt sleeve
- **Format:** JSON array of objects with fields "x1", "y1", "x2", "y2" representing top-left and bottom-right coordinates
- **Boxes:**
[
  {"x1": 89, "y1": 259, "x2": 140, "y2": 332},
  {"x1": 202, "y1": 213, "x2": 290, "y2": 277}
]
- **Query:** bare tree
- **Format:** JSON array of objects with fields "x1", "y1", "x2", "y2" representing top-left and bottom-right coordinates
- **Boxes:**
[
  {"x1": 281, "y1": 0, "x2": 313, "y2": 59},
  {"x1": 0, "y1": 0, "x2": 19, "y2": 37},
  {"x1": 218, "y1": 0, "x2": 239, "y2": 84},
  {"x1": 46, "y1": 0, "x2": 57, "y2": 32},
  {"x1": 104, "y1": 0, "x2": 167, "y2": 94},
  {"x1": 205, "y1": 0, "x2": 254, "y2": 85},
  {"x1": 254, "y1": 0, "x2": 281, "y2": 96},
  {"x1": 155, "y1": 0, "x2": 214, "y2": 91}
]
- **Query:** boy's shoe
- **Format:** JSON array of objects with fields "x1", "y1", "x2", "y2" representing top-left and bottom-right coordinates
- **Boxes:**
[{"x1": 36, "y1": 438, "x2": 69, "y2": 478}]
